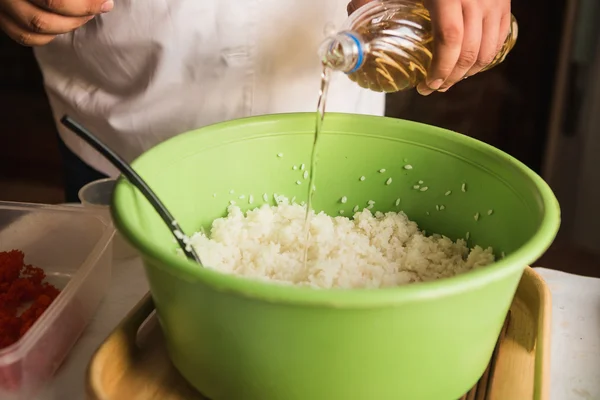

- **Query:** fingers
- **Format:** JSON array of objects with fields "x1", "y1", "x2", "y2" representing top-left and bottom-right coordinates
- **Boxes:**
[
  {"x1": 0, "y1": 0, "x2": 103, "y2": 46},
  {"x1": 498, "y1": 10, "x2": 513, "y2": 51},
  {"x1": 0, "y1": 11, "x2": 55, "y2": 46},
  {"x1": 464, "y1": 14, "x2": 500, "y2": 78},
  {"x1": 417, "y1": 0, "x2": 463, "y2": 95},
  {"x1": 28, "y1": 0, "x2": 113, "y2": 17},
  {"x1": 1, "y1": 0, "x2": 92, "y2": 36},
  {"x1": 417, "y1": 0, "x2": 512, "y2": 96},
  {"x1": 437, "y1": 1, "x2": 482, "y2": 91},
  {"x1": 347, "y1": 0, "x2": 372, "y2": 15}
]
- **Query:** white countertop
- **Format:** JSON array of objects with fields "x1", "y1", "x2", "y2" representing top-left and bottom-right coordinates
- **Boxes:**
[
  {"x1": 36, "y1": 261, "x2": 600, "y2": 400},
  {"x1": 37, "y1": 257, "x2": 149, "y2": 400},
  {"x1": 535, "y1": 268, "x2": 600, "y2": 400}
]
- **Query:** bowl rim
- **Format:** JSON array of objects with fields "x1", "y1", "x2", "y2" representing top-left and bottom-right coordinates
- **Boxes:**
[{"x1": 112, "y1": 112, "x2": 561, "y2": 308}]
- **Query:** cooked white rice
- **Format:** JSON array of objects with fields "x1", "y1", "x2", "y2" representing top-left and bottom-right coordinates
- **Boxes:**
[{"x1": 188, "y1": 200, "x2": 495, "y2": 289}]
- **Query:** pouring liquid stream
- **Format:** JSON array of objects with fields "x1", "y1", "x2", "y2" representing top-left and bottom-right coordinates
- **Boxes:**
[{"x1": 303, "y1": 65, "x2": 332, "y2": 267}]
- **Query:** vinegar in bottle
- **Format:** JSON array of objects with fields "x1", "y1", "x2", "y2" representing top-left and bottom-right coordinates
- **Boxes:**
[{"x1": 319, "y1": 0, "x2": 518, "y2": 93}]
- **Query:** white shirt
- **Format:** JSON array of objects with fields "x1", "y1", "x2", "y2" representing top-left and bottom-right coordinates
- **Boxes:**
[{"x1": 33, "y1": 0, "x2": 385, "y2": 176}]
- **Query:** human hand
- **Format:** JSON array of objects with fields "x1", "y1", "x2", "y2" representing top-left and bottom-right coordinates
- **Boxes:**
[
  {"x1": 417, "y1": 0, "x2": 512, "y2": 95},
  {"x1": 347, "y1": 0, "x2": 512, "y2": 96},
  {"x1": 0, "y1": 0, "x2": 113, "y2": 46}
]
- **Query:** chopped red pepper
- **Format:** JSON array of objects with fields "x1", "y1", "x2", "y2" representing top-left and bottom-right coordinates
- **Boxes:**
[{"x1": 0, "y1": 250, "x2": 61, "y2": 349}]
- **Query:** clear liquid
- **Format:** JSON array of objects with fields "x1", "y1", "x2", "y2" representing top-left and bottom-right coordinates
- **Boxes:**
[{"x1": 303, "y1": 66, "x2": 331, "y2": 266}]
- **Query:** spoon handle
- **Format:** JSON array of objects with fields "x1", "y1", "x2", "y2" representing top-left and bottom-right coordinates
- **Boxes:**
[{"x1": 60, "y1": 116, "x2": 203, "y2": 265}]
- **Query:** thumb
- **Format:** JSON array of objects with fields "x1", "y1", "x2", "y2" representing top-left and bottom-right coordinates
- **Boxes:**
[
  {"x1": 347, "y1": 0, "x2": 372, "y2": 15},
  {"x1": 29, "y1": 0, "x2": 115, "y2": 17}
]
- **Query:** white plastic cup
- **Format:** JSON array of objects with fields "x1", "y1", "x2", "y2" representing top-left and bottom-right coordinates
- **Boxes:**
[{"x1": 78, "y1": 178, "x2": 138, "y2": 260}]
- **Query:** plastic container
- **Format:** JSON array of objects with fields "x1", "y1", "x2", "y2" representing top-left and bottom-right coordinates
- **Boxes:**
[
  {"x1": 79, "y1": 178, "x2": 138, "y2": 260},
  {"x1": 112, "y1": 113, "x2": 560, "y2": 400},
  {"x1": 0, "y1": 201, "x2": 114, "y2": 400},
  {"x1": 320, "y1": 0, "x2": 519, "y2": 92},
  {"x1": 79, "y1": 178, "x2": 116, "y2": 207}
]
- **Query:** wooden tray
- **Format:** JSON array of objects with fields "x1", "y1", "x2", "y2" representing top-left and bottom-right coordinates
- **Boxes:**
[{"x1": 86, "y1": 267, "x2": 551, "y2": 400}]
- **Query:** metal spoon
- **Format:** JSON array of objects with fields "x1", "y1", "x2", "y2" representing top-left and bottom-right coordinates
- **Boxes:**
[{"x1": 60, "y1": 116, "x2": 203, "y2": 265}]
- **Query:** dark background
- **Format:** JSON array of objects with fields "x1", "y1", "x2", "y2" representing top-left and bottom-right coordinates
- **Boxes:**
[
  {"x1": 0, "y1": 32, "x2": 63, "y2": 202},
  {"x1": 385, "y1": 0, "x2": 565, "y2": 174},
  {"x1": 1, "y1": 0, "x2": 598, "y2": 276}
]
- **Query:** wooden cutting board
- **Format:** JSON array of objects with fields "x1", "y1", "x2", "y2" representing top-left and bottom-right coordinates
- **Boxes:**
[{"x1": 86, "y1": 267, "x2": 551, "y2": 400}]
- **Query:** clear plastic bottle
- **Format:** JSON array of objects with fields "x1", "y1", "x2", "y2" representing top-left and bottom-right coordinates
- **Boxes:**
[{"x1": 319, "y1": 0, "x2": 519, "y2": 93}]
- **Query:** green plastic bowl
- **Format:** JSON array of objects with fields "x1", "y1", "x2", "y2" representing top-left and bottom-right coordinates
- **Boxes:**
[{"x1": 112, "y1": 113, "x2": 560, "y2": 400}]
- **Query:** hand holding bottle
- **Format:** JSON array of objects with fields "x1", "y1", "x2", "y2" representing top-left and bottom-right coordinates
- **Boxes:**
[
  {"x1": 347, "y1": 0, "x2": 512, "y2": 95},
  {"x1": 0, "y1": 0, "x2": 113, "y2": 46}
]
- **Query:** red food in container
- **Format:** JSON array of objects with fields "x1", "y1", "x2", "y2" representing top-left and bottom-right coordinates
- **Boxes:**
[{"x1": 0, "y1": 202, "x2": 114, "y2": 399}]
